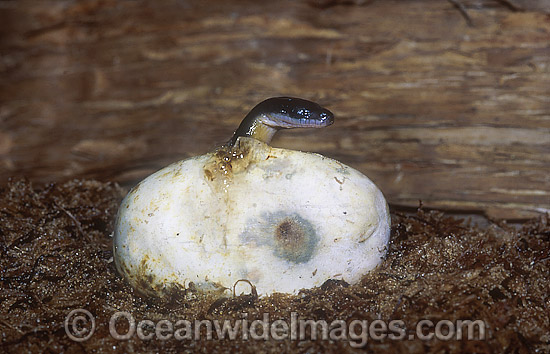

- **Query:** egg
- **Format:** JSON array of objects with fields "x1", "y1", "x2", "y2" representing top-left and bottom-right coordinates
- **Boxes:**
[{"x1": 113, "y1": 98, "x2": 390, "y2": 296}]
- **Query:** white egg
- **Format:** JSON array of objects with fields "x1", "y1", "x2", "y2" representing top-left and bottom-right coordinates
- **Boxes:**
[{"x1": 114, "y1": 136, "x2": 390, "y2": 296}]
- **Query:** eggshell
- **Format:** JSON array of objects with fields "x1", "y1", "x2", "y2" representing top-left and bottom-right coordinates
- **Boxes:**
[{"x1": 114, "y1": 137, "x2": 390, "y2": 296}]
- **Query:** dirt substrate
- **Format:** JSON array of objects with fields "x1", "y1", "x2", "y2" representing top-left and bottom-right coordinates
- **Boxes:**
[{"x1": 0, "y1": 179, "x2": 548, "y2": 353}]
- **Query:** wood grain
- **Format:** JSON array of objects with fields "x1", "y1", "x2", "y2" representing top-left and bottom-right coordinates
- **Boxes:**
[{"x1": 1, "y1": 0, "x2": 549, "y2": 219}]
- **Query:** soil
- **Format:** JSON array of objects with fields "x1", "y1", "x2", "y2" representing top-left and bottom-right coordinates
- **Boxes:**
[{"x1": 0, "y1": 178, "x2": 548, "y2": 353}]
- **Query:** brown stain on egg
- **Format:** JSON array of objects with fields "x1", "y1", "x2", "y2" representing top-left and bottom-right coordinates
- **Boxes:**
[
  {"x1": 275, "y1": 218, "x2": 307, "y2": 257},
  {"x1": 202, "y1": 137, "x2": 269, "y2": 187},
  {"x1": 241, "y1": 211, "x2": 319, "y2": 264},
  {"x1": 271, "y1": 214, "x2": 318, "y2": 264},
  {"x1": 204, "y1": 168, "x2": 214, "y2": 181}
]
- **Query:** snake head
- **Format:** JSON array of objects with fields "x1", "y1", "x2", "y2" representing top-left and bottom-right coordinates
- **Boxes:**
[
  {"x1": 230, "y1": 97, "x2": 334, "y2": 146},
  {"x1": 257, "y1": 97, "x2": 334, "y2": 129}
]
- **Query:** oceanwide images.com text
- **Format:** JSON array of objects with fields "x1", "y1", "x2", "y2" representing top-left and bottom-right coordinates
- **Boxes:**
[{"x1": 65, "y1": 309, "x2": 486, "y2": 347}]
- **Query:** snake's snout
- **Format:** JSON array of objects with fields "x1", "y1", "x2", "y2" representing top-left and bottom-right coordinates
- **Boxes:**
[{"x1": 317, "y1": 110, "x2": 334, "y2": 127}]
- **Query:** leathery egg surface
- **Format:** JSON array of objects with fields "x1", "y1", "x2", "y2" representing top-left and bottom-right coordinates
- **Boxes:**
[{"x1": 114, "y1": 137, "x2": 390, "y2": 296}]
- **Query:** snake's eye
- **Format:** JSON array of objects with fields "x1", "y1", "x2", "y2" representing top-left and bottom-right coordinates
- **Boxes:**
[{"x1": 296, "y1": 108, "x2": 311, "y2": 119}]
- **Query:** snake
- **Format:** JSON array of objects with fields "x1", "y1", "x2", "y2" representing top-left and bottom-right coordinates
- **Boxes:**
[{"x1": 228, "y1": 97, "x2": 334, "y2": 146}]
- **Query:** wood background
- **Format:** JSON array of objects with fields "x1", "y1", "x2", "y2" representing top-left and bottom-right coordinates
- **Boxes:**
[{"x1": 1, "y1": 0, "x2": 549, "y2": 220}]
